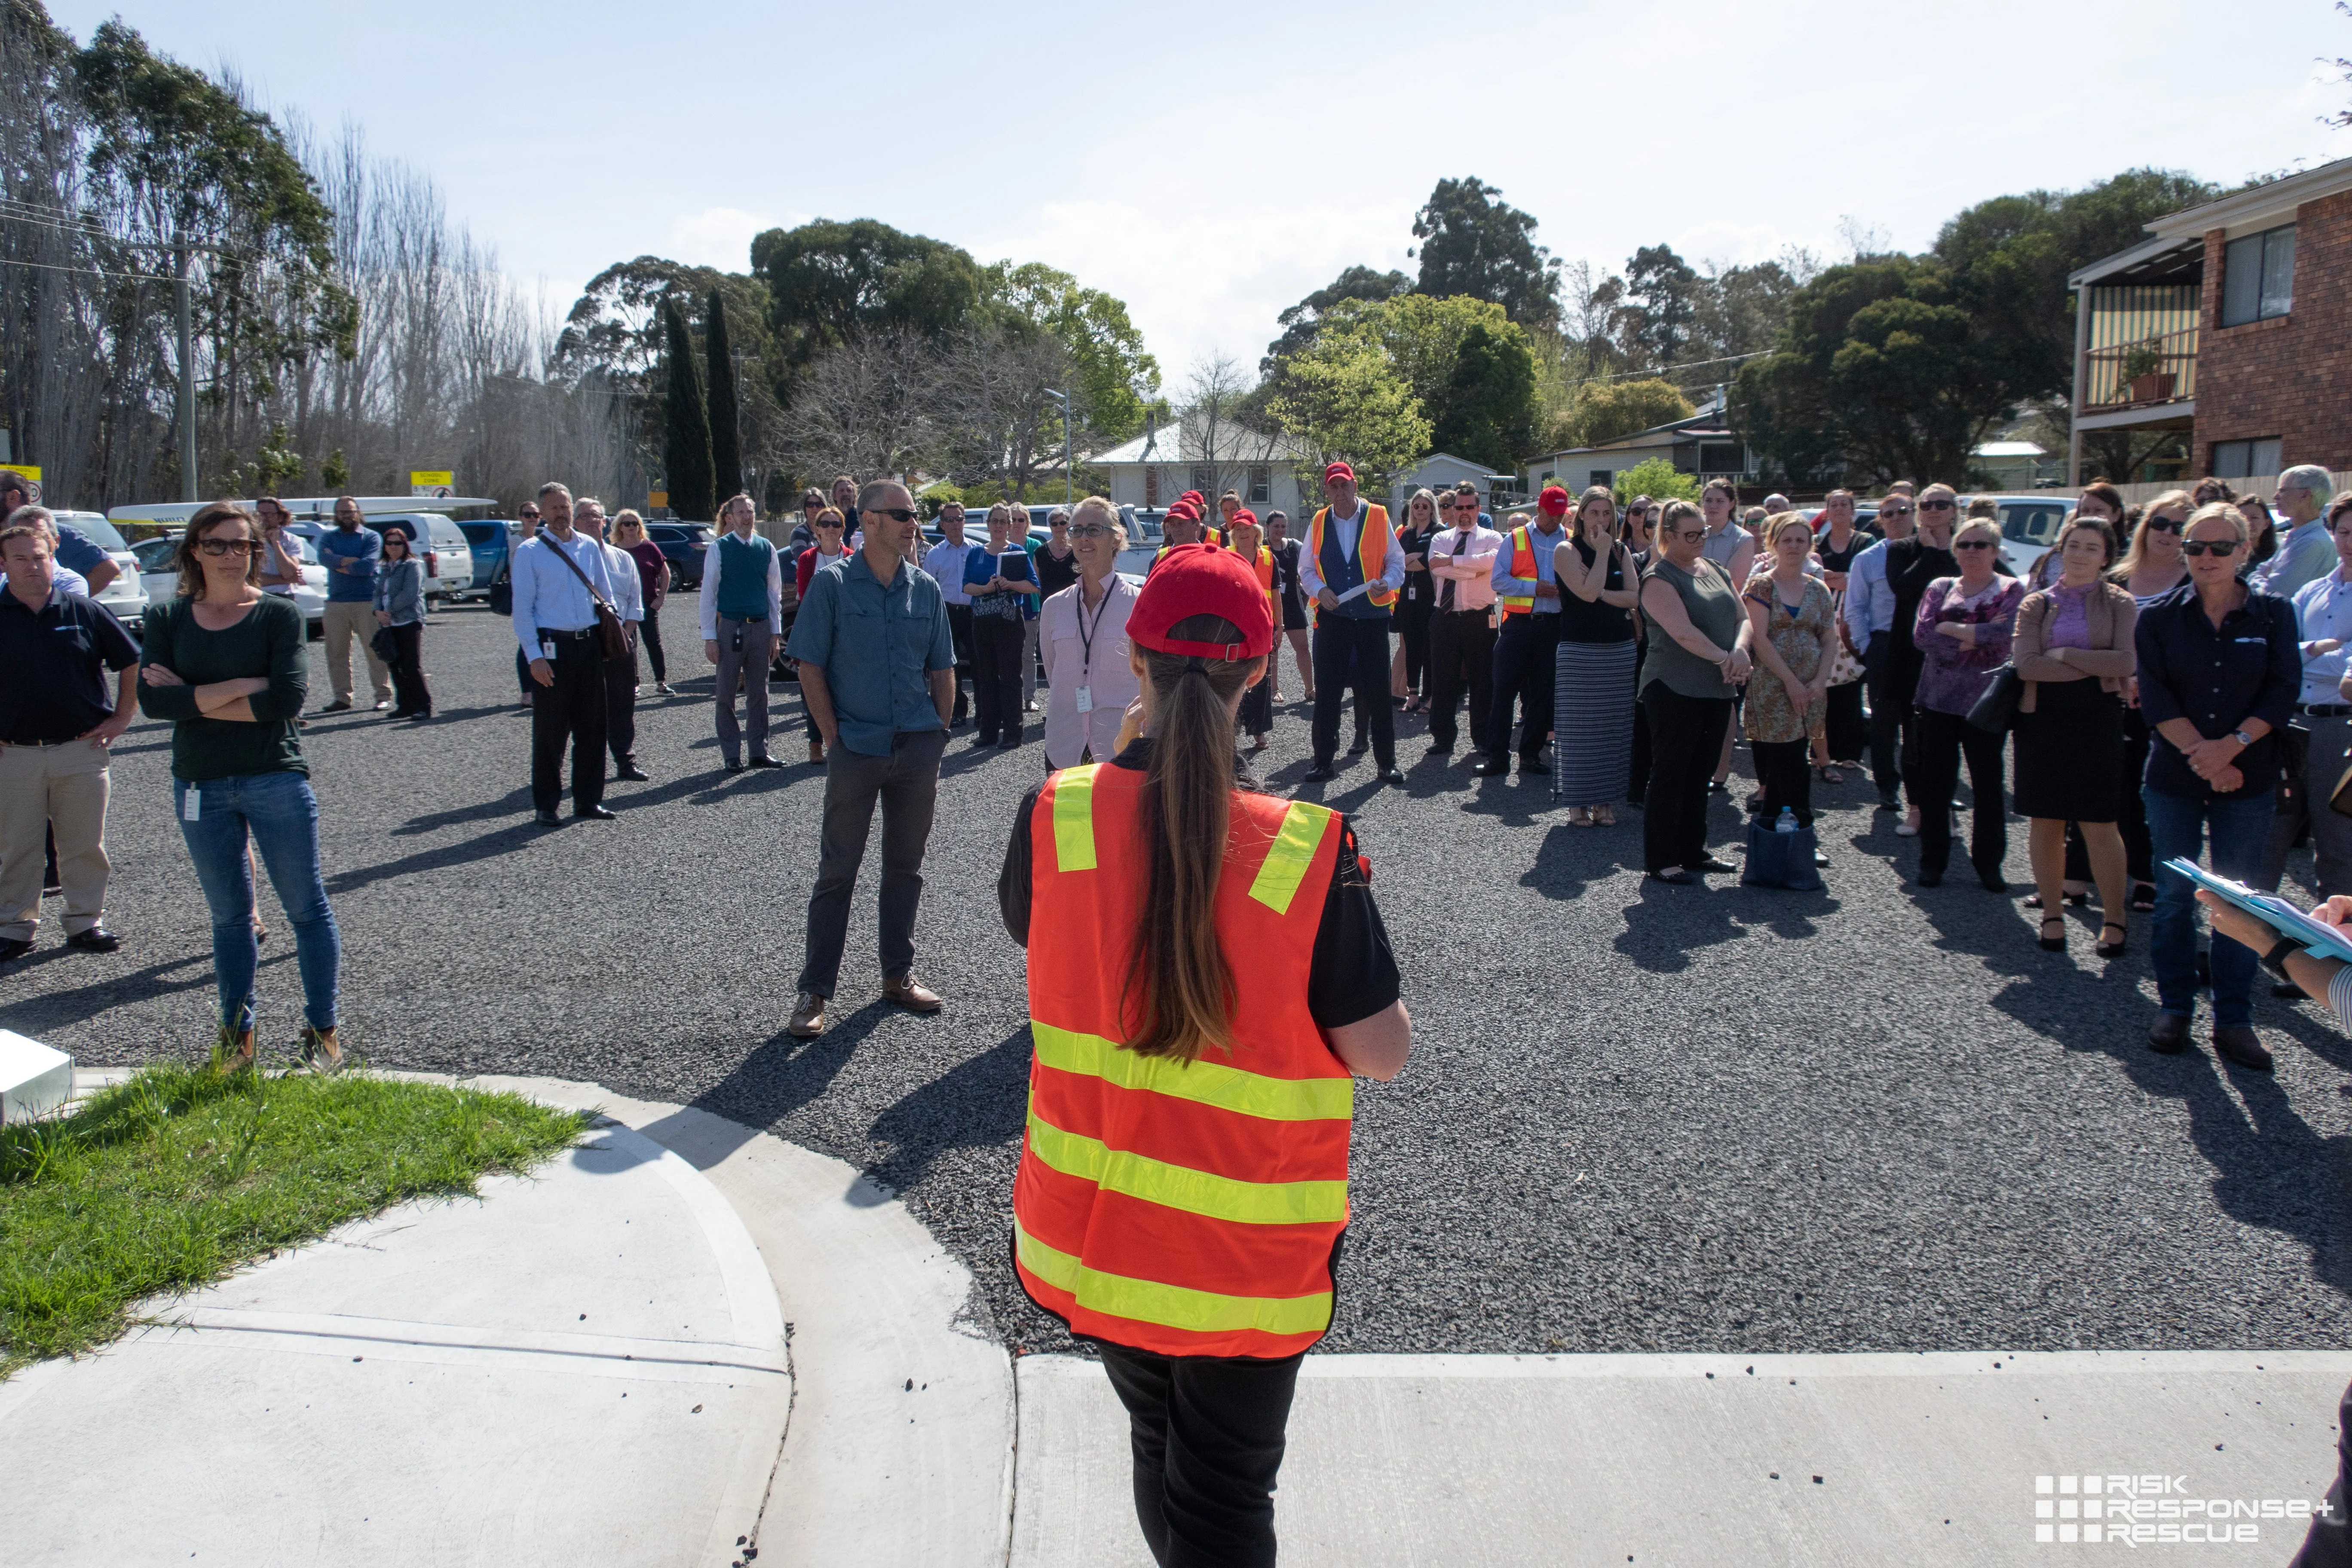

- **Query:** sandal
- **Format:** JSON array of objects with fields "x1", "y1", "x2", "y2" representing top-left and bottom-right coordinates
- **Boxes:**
[
  {"x1": 1813, "y1": 764, "x2": 1844, "y2": 784},
  {"x1": 1592, "y1": 805, "x2": 1616, "y2": 827},
  {"x1": 2022, "y1": 889, "x2": 2089, "y2": 910},
  {"x1": 2038, "y1": 915, "x2": 2067, "y2": 952},
  {"x1": 2096, "y1": 922, "x2": 2128, "y2": 959},
  {"x1": 2129, "y1": 882, "x2": 2157, "y2": 913},
  {"x1": 1567, "y1": 805, "x2": 1593, "y2": 827}
]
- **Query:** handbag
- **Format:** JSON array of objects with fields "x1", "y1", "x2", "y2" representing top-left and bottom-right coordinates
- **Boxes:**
[
  {"x1": 539, "y1": 533, "x2": 630, "y2": 660},
  {"x1": 2277, "y1": 722, "x2": 2312, "y2": 809},
  {"x1": 368, "y1": 625, "x2": 398, "y2": 663},
  {"x1": 1965, "y1": 663, "x2": 2023, "y2": 734},
  {"x1": 2329, "y1": 743, "x2": 2352, "y2": 821},
  {"x1": 1741, "y1": 816, "x2": 1825, "y2": 891}
]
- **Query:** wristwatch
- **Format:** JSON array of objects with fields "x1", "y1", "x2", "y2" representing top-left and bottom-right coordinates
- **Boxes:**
[
  {"x1": 2233, "y1": 729, "x2": 2257, "y2": 747},
  {"x1": 2261, "y1": 935, "x2": 2300, "y2": 981}
]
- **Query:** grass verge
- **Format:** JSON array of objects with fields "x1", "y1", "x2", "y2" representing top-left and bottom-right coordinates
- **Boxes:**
[{"x1": 1, "y1": 1065, "x2": 588, "y2": 1378}]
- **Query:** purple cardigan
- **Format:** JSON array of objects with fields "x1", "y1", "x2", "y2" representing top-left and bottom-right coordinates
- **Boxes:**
[{"x1": 1911, "y1": 575, "x2": 2024, "y2": 716}]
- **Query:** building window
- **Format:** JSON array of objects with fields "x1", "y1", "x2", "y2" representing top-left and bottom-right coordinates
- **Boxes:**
[
  {"x1": 1144, "y1": 467, "x2": 1159, "y2": 506},
  {"x1": 1248, "y1": 466, "x2": 1270, "y2": 504},
  {"x1": 1591, "y1": 470, "x2": 1612, "y2": 492},
  {"x1": 2220, "y1": 225, "x2": 2294, "y2": 326},
  {"x1": 1697, "y1": 442, "x2": 1741, "y2": 474},
  {"x1": 2210, "y1": 437, "x2": 2283, "y2": 480},
  {"x1": 1190, "y1": 466, "x2": 1215, "y2": 497}
]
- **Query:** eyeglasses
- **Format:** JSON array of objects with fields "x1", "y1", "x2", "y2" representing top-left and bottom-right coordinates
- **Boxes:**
[
  {"x1": 2143, "y1": 515, "x2": 2184, "y2": 533},
  {"x1": 1952, "y1": 539, "x2": 1996, "y2": 551},
  {"x1": 196, "y1": 538, "x2": 259, "y2": 557},
  {"x1": 1918, "y1": 498, "x2": 1955, "y2": 511},
  {"x1": 2180, "y1": 539, "x2": 2242, "y2": 557},
  {"x1": 866, "y1": 507, "x2": 917, "y2": 524},
  {"x1": 1880, "y1": 504, "x2": 1912, "y2": 516},
  {"x1": 1069, "y1": 523, "x2": 1113, "y2": 539}
]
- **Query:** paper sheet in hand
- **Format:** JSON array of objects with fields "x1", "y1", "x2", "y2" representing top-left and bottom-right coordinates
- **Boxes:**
[{"x1": 2163, "y1": 857, "x2": 2352, "y2": 962}]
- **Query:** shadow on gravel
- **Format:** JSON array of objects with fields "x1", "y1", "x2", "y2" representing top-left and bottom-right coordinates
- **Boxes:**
[
  {"x1": 1519, "y1": 822, "x2": 1634, "y2": 902},
  {"x1": 397, "y1": 787, "x2": 535, "y2": 834},
  {"x1": 673, "y1": 1001, "x2": 900, "y2": 1160},
  {"x1": 325, "y1": 821, "x2": 542, "y2": 895},
  {"x1": 1614, "y1": 878, "x2": 1742, "y2": 971},
  {"x1": 1991, "y1": 971, "x2": 2352, "y2": 1300},
  {"x1": 865, "y1": 1028, "x2": 1030, "y2": 1191},
  {"x1": 0, "y1": 951, "x2": 218, "y2": 1032}
]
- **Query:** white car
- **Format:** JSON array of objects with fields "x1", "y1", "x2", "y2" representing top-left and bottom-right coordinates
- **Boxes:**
[
  {"x1": 346, "y1": 511, "x2": 475, "y2": 598},
  {"x1": 49, "y1": 510, "x2": 150, "y2": 629},
  {"x1": 131, "y1": 532, "x2": 326, "y2": 635}
]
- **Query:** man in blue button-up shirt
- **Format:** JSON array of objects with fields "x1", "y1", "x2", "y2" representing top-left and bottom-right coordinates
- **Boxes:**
[
  {"x1": 784, "y1": 480, "x2": 956, "y2": 1038},
  {"x1": 315, "y1": 495, "x2": 389, "y2": 712},
  {"x1": 511, "y1": 481, "x2": 619, "y2": 824}
]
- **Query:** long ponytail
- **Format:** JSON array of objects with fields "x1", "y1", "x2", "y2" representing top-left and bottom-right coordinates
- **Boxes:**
[{"x1": 1123, "y1": 614, "x2": 1264, "y2": 1065}]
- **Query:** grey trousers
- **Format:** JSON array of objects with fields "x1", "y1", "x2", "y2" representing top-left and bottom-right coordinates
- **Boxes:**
[
  {"x1": 1022, "y1": 618, "x2": 1041, "y2": 709},
  {"x1": 2258, "y1": 713, "x2": 2352, "y2": 897},
  {"x1": 714, "y1": 615, "x2": 774, "y2": 765},
  {"x1": 796, "y1": 728, "x2": 947, "y2": 999}
]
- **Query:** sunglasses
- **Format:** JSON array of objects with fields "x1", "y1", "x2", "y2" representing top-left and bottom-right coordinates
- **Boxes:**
[
  {"x1": 1953, "y1": 539, "x2": 1996, "y2": 551},
  {"x1": 2180, "y1": 539, "x2": 2241, "y2": 557},
  {"x1": 1069, "y1": 523, "x2": 1113, "y2": 539},
  {"x1": 1918, "y1": 498, "x2": 1956, "y2": 511},
  {"x1": 866, "y1": 507, "x2": 917, "y2": 524},
  {"x1": 1880, "y1": 504, "x2": 1912, "y2": 516},
  {"x1": 817, "y1": 521, "x2": 844, "y2": 530},
  {"x1": 197, "y1": 537, "x2": 260, "y2": 557},
  {"x1": 2143, "y1": 515, "x2": 2184, "y2": 533}
]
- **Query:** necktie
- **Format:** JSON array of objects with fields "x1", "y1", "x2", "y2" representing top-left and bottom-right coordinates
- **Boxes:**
[{"x1": 1440, "y1": 529, "x2": 1468, "y2": 611}]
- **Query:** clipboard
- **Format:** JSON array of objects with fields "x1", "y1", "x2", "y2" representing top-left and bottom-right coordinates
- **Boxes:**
[{"x1": 2164, "y1": 858, "x2": 2352, "y2": 963}]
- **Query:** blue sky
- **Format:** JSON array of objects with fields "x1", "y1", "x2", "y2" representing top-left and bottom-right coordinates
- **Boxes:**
[{"x1": 51, "y1": 0, "x2": 2352, "y2": 381}]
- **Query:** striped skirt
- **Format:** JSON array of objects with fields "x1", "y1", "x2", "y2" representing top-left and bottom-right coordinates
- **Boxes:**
[{"x1": 1553, "y1": 639, "x2": 1637, "y2": 804}]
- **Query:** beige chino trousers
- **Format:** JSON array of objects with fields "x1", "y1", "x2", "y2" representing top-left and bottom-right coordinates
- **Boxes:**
[
  {"x1": 322, "y1": 600, "x2": 391, "y2": 704},
  {"x1": 0, "y1": 740, "x2": 111, "y2": 941}
]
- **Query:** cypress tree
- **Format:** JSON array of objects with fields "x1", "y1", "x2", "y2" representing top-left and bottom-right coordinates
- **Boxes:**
[
  {"x1": 705, "y1": 288, "x2": 744, "y2": 502},
  {"x1": 661, "y1": 297, "x2": 716, "y2": 520}
]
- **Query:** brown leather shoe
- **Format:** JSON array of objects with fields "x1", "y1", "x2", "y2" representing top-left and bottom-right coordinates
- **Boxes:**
[
  {"x1": 882, "y1": 973, "x2": 943, "y2": 1013},
  {"x1": 2211, "y1": 1023, "x2": 2274, "y2": 1072},
  {"x1": 787, "y1": 991, "x2": 827, "y2": 1039}
]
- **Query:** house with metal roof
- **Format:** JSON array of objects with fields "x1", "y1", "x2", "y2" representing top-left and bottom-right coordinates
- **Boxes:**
[{"x1": 1520, "y1": 392, "x2": 1757, "y2": 497}]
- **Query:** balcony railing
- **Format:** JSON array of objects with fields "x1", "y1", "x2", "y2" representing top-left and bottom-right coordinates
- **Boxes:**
[{"x1": 2082, "y1": 325, "x2": 2198, "y2": 412}]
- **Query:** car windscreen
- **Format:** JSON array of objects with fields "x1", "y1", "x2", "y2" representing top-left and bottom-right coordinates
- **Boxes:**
[
  {"x1": 59, "y1": 512, "x2": 129, "y2": 550},
  {"x1": 2000, "y1": 503, "x2": 2069, "y2": 548},
  {"x1": 460, "y1": 523, "x2": 501, "y2": 543}
]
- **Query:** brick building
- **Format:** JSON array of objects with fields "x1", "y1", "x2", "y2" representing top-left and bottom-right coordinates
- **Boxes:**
[{"x1": 2067, "y1": 156, "x2": 2352, "y2": 486}]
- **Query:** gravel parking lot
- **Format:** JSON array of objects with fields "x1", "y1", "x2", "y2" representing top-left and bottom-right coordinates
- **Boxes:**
[{"x1": 6, "y1": 603, "x2": 2349, "y2": 1357}]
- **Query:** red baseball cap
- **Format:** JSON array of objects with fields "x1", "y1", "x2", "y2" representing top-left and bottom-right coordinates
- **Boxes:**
[
  {"x1": 1165, "y1": 498, "x2": 1201, "y2": 523},
  {"x1": 1229, "y1": 507, "x2": 1258, "y2": 530},
  {"x1": 1179, "y1": 490, "x2": 1206, "y2": 508},
  {"x1": 1324, "y1": 461, "x2": 1355, "y2": 485},
  {"x1": 1539, "y1": 484, "x2": 1571, "y2": 517},
  {"x1": 1128, "y1": 543, "x2": 1274, "y2": 660}
]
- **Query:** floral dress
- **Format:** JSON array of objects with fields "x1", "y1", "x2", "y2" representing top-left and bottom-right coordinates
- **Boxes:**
[{"x1": 1743, "y1": 572, "x2": 1834, "y2": 745}]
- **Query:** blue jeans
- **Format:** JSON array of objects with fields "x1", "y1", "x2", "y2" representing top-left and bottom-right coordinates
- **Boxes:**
[
  {"x1": 174, "y1": 772, "x2": 341, "y2": 1034},
  {"x1": 2144, "y1": 786, "x2": 2275, "y2": 1027}
]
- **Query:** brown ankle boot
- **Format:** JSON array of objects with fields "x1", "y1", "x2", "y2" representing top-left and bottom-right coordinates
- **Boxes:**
[
  {"x1": 299, "y1": 1025, "x2": 344, "y2": 1073},
  {"x1": 210, "y1": 1025, "x2": 256, "y2": 1075}
]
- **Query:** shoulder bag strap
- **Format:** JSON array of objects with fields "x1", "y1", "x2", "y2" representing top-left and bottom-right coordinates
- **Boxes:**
[{"x1": 539, "y1": 533, "x2": 615, "y2": 613}]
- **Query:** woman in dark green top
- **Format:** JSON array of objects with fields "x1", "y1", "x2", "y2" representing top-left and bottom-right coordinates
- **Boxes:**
[
  {"x1": 1636, "y1": 498, "x2": 1755, "y2": 882},
  {"x1": 138, "y1": 502, "x2": 342, "y2": 1072}
]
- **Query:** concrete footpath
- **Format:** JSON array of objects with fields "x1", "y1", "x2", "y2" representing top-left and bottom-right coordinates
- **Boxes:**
[{"x1": 3, "y1": 1071, "x2": 2346, "y2": 1567}]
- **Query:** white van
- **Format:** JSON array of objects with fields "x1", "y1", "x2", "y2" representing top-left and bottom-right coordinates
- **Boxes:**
[
  {"x1": 359, "y1": 512, "x2": 475, "y2": 598},
  {"x1": 108, "y1": 495, "x2": 491, "y2": 600}
]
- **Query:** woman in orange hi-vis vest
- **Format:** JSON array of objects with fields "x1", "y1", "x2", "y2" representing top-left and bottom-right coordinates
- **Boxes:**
[{"x1": 996, "y1": 542, "x2": 1410, "y2": 1568}]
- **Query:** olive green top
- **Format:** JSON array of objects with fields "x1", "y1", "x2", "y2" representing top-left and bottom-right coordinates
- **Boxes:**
[
  {"x1": 1638, "y1": 556, "x2": 1742, "y2": 700},
  {"x1": 135, "y1": 594, "x2": 310, "y2": 782}
]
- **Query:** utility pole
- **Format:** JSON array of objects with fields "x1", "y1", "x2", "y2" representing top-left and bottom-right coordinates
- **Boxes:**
[
  {"x1": 1043, "y1": 388, "x2": 1074, "y2": 506},
  {"x1": 176, "y1": 246, "x2": 196, "y2": 502}
]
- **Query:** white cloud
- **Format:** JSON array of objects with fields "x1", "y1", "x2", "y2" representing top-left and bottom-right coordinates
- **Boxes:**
[{"x1": 663, "y1": 206, "x2": 807, "y2": 273}]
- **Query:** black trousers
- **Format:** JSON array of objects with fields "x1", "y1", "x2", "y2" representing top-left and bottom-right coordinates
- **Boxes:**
[
  {"x1": 516, "y1": 645, "x2": 533, "y2": 702},
  {"x1": 530, "y1": 636, "x2": 606, "y2": 813},
  {"x1": 972, "y1": 615, "x2": 1026, "y2": 744},
  {"x1": 1862, "y1": 635, "x2": 1912, "y2": 805},
  {"x1": 796, "y1": 728, "x2": 946, "y2": 998},
  {"x1": 1395, "y1": 597, "x2": 1433, "y2": 697},
  {"x1": 639, "y1": 600, "x2": 667, "y2": 683},
  {"x1": 1752, "y1": 737, "x2": 1813, "y2": 825},
  {"x1": 945, "y1": 603, "x2": 974, "y2": 724},
  {"x1": 1311, "y1": 615, "x2": 1394, "y2": 766},
  {"x1": 1915, "y1": 708, "x2": 2008, "y2": 877},
  {"x1": 1642, "y1": 684, "x2": 1732, "y2": 874},
  {"x1": 1628, "y1": 680, "x2": 1653, "y2": 802},
  {"x1": 1487, "y1": 613, "x2": 1562, "y2": 760},
  {"x1": 1424, "y1": 609, "x2": 1495, "y2": 752},
  {"x1": 386, "y1": 621, "x2": 430, "y2": 717},
  {"x1": 1823, "y1": 679, "x2": 1866, "y2": 764},
  {"x1": 1097, "y1": 1343, "x2": 1305, "y2": 1568},
  {"x1": 605, "y1": 622, "x2": 639, "y2": 768},
  {"x1": 2291, "y1": 1379, "x2": 2352, "y2": 1568}
]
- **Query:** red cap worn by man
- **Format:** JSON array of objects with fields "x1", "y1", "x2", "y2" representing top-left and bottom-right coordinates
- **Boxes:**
[{"x1": 1538, "y1": 484, "x2": 1571, "y2": 518}]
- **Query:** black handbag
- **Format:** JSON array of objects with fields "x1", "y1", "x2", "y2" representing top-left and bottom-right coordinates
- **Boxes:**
[
  {"x1": 1741, "y1": 816, "x2": 1824, "y2": 891},
  {"x1": 369, "y1": 625, "x2": 398, "y2": 662},
  {"x1": 1965, "y1": 663, "x2": 2024, "y2": 734},
  {"x1": 2277, "y1": 722, "x2": 2312, "y2": 809}
]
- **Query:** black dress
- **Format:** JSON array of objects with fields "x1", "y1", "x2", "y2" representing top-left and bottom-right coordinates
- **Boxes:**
[
  {"x1": 2013, "y1": 677, "x2": 2126, "y2": 822},
  {"x1": 1395, "y1": 520, "x2": 1440, "y2": 697}
]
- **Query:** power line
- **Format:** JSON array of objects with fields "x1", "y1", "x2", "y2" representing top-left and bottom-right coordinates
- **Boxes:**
[{"x1": 0, "y1": 254, "x2": 175, "y2": 285}]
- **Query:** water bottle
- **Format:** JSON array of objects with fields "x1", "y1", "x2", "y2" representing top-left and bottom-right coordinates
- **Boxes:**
[{"x1": 1774, "y1": 808, "x2": 1798, "y2": 834}]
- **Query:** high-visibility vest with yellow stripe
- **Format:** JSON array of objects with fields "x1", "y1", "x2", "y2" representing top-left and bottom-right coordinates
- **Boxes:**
[
  {"x1": 1499, "y1": 526, "x2": 1540, "y2": 617},
  {"x1": 1014, "y1": 762, "x2": 1351, "y2": 1359}
]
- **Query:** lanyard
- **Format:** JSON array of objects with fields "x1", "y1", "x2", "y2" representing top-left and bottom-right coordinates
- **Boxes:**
[{"x1": 1076, "y1": 575, "x2": 1124, "y2": 678}]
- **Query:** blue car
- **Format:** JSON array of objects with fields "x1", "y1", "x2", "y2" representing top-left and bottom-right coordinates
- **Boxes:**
[
  {"x1": 647, "y1": 523, "x2": 714, "y2": 589},
  {"x1": 459, "y1": 521, "x2": 511, "y2": 593}
]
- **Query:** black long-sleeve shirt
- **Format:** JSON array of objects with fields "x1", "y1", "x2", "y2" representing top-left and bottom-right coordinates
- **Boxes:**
[{"x1": 2134, "y1": 586, "x2": 2300, "y2": 801}]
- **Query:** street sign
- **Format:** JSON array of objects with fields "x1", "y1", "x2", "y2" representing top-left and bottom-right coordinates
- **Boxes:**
[
  {"x1": 649, "y1": 490, "x2": 669, "y2": 508},
  {"x1": 0, "y1": 462, "x2": 40, "y2": 485},
  {"x1": 410, "y1": 469, "x2": 456, "y2": 498}
]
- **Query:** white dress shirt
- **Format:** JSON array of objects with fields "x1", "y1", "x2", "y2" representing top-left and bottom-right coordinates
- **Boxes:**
[
  {"x1": 511, "y1": 529, "x2": 617, "y2": 658},
  {"x1": 1491, "y1": 518, "x2": 1569, "y2": 612},
  {"x1": 2291, "y1": 568, "x2": 2352, "y2": 706},
  {"x1": 598, "y1": 539, "x2": 643, "y2": 622},
  {"x1": 1294, "y1": 503, "x2": 1406, "y2": 604},
  {"x1": 924, "y1": 537, "x2": 979, "y2": 606},
  {"x1": 1040, "y1": 575, "x2": 1140, "y2": 767},
  {"x1": 697, "y1": 527, "x2": 785, "y2": 640},
  {"x1": 1425, "y1": 524, "x2": 1504, "y2": 611}
]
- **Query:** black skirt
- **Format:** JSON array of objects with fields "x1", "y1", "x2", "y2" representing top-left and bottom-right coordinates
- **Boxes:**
[{"x1": 2012, "y1": 679, "x2": 2125, "y2": 822}]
